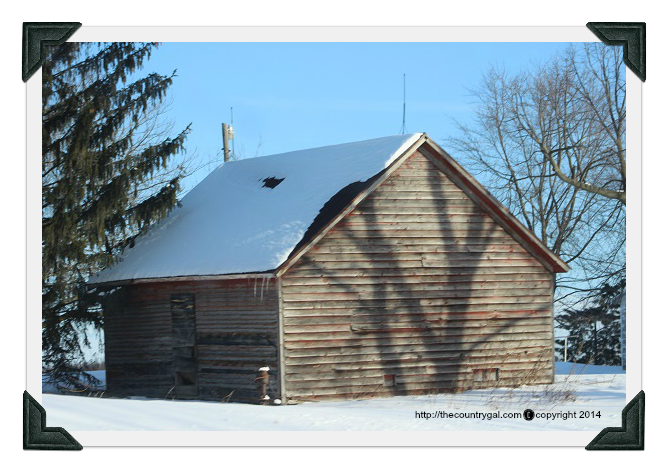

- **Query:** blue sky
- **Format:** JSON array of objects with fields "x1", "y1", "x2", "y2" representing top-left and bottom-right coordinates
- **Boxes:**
[
  {"x1": 82, "y1": 41, "x2": 592, "y2": 360},
  {"x1": 144, "y1": 42, "x2": 577, "y2": 190}
]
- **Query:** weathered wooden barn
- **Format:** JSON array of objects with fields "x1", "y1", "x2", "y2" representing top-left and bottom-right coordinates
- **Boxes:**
[{"x1": 90, "y1": 133, "x2": 569, "y2": 403}]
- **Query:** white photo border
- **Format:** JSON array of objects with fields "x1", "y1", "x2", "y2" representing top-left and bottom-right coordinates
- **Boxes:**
[{"x1": 27, "y1": 25, "x2": 641, "y2": 446}]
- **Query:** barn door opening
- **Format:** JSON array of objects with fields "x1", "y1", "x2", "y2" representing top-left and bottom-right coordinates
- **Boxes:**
[{"x1": 170, "y1": 294, "x2": 198, "y2": 398}]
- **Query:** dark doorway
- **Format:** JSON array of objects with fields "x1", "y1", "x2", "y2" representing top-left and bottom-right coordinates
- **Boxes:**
[{"x1": 170, "y1": 294, "x2": 198, "y2": 398}]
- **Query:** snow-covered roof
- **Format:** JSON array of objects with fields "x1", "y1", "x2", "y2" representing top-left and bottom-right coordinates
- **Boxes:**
[{"x1": 89, "y1": 134, "x2": 423, "y2": 284}]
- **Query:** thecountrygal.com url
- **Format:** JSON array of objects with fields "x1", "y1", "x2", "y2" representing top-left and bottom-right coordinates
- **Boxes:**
[{"x1": 415, "y1": 409, "x2": 600, "y2": 421}]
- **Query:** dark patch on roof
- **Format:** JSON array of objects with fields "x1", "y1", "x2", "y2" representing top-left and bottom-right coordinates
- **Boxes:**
[
  {"x1": 286, "y1": 170, "x2": 383, "y2": 262},
  {"x1": 262, "y1": 177, "x2": 285, "y2": 189}
]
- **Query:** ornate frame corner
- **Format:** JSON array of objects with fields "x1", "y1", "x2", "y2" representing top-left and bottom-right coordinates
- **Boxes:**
[
  {"x1": 22, "y1": 22, "x2": 82, "y2": 82},
  {"x1": 23, "y1": 391, "x2": 82, "y2": 450},
  {"x1": 586, "y1": 22, "x2": 646, "y2": 82},
  {"x1": 586, "y1": 390, "x2": 644, "y2": 450}
]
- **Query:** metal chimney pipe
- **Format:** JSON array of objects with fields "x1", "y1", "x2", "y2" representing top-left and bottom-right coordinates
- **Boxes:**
[{"x1": 222, "y1": 123, "x2": 231, "y2": 163}]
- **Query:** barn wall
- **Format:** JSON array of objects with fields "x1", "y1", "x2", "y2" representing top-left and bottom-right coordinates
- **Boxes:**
[
  {"x1": 104, "y1": 277, "x2": 280, "y2": 402},
  {"x1": 279, "y1": 149, "x2": 555, "y2": 402}
]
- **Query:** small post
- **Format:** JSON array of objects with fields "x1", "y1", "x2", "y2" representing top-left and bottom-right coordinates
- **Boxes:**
[
  {"x1": 222, "y1": 123, "x2": 231, "y2": 163},
  {"x1": 257, "y1": 367, "x2": 270, "y2": 404},
  {"x1": 564, "y1": 336, "x2": 569, "y2": 363}
]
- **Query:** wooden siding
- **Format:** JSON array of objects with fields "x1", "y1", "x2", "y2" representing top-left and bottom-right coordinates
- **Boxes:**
[
  {"x1": 105, "y1": 278, "x2": 280, "y2": 402},
  {"x1": 280, "y1": 149, "x2": 555, "y2": 401}
]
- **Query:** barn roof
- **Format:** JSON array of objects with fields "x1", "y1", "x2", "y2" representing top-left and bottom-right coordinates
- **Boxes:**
[
  {"x1": 90, "y1": 133, "x2": 569, "y2": 285},
  {"x1": 89, "y1": 134, "x2": 424, "y2": 284}
]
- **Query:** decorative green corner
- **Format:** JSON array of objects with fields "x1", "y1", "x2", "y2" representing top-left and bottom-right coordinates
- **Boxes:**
[
  {"x1": 23, "y1": 391, "x2": 82, "y2": 450},
  {"x1": 586, "y1": 390, "x2": 644, "y2": 450},
  {"x1": 22, "y1": 22, "x2": 81, "y2": 82},
  {"x1": 586, "y1": 22, "x2": 646, "y2": 81}
]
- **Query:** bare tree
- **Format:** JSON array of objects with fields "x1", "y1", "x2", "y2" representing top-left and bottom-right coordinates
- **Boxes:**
[
  {"x1": 514, "y1": 43, "x2": 625, "y2": 204},
  {"x1": 450, "y1": 43, "x2": 625, "y2": 307}
]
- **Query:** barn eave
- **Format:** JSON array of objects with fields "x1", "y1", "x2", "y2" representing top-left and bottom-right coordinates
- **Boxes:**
[{"x1": 87, "y1": 271, "x2": 276, "y2": 287}]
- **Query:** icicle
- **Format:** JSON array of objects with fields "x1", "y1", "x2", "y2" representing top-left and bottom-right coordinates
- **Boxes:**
[{"x1": 260, "y1": 276, "x2": 266, "y2": 300}]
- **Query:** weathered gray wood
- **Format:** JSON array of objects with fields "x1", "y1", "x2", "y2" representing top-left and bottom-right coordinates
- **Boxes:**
[
  {"x1": 284, "y1": 360, "x2": 552, "y2": 379},
  {"x1": 276, "y1": 279, "x2": 287, "y2": 403},
  {"x1": 283, "y1": 330, "x2": 553, "y2": 343},
  {"x1": 302, "y1": 252, "x2": 538, "y2": 263},
  {"x1": 283, "y1": 281, "x2": 552, "y2": 294},
  {"x1": 286, "y1": 322, "x2": 552, "y2": 335},
  {"x1": 312, "y1": 243, "x2": 526, "y2": 252},
  {"x1": 283, "y1": 273, "x2": 552, "y2": 285},
  {"x1": 285, "y1": 288, "x2": 548, "y2": 302},
  {"x1": 290, "y1": 259, "x2": 545, "y2": 270},
  {"x1": 286, "y1": 267, "x2": 551, "y2": 278},
  {"x1": 105, "y1": 278, "x2": 280, "y2": 402},
  {"x1": 280, "y1": 149, "x2": 555, "y2": 402},
  {"x1": 283, "y1": 296, "x2": 552, "y2": 309},
  {"x1": 285, "y1": 339, "x2": 551, "y2": 356},
  {"x1": 283, "y1": 350, "x2": 551, "y2": 367}
]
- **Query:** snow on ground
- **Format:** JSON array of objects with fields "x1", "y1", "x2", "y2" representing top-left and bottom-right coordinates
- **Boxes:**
[
  {"x1": 90, "y1": 134, "x2": 421, "y2": 283},
  {"x1": 42, "y1": 366, "x2": 625, "y2": 431}
]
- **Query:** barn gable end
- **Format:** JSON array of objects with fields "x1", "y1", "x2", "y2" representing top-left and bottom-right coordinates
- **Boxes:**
[{"x1": 279, "y1": 148, "x2": 555, "y2": 401}]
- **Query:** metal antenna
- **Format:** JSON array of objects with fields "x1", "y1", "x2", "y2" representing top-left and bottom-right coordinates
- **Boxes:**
[
  {"x1": 400, "y1": 74, "x2": 406, "y2": 134},
  {"x1": 230, "y1": 107, "x2": 235, "y2": 158}
]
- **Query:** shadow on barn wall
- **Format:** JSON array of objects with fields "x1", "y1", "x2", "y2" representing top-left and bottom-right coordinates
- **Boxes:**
[{"x1": 279, "y1": 148, "x2": 554, "y2": 401}]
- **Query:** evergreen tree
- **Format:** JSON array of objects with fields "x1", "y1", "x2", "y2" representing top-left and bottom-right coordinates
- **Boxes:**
[
  {"x1": 42, "y1": 43, "x2": 191, "y2": 381},
  {"x1": 555, "y1": 280, "x2": 624, "y2": 366}
]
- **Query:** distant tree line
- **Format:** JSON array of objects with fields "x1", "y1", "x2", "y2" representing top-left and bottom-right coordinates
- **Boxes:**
[{"x1": 555, "y1": 280, "x2": 623, "y2": 365}]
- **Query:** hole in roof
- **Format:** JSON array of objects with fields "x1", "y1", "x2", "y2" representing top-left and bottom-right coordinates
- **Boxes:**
[{"x1": 262, "y1": 177, "x2": 285, "y2": 189}]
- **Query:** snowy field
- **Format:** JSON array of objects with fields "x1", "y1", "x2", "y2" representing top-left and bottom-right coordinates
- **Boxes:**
[{"x1": 41, "y1": 363, "x2": 625, "y2": 431}]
